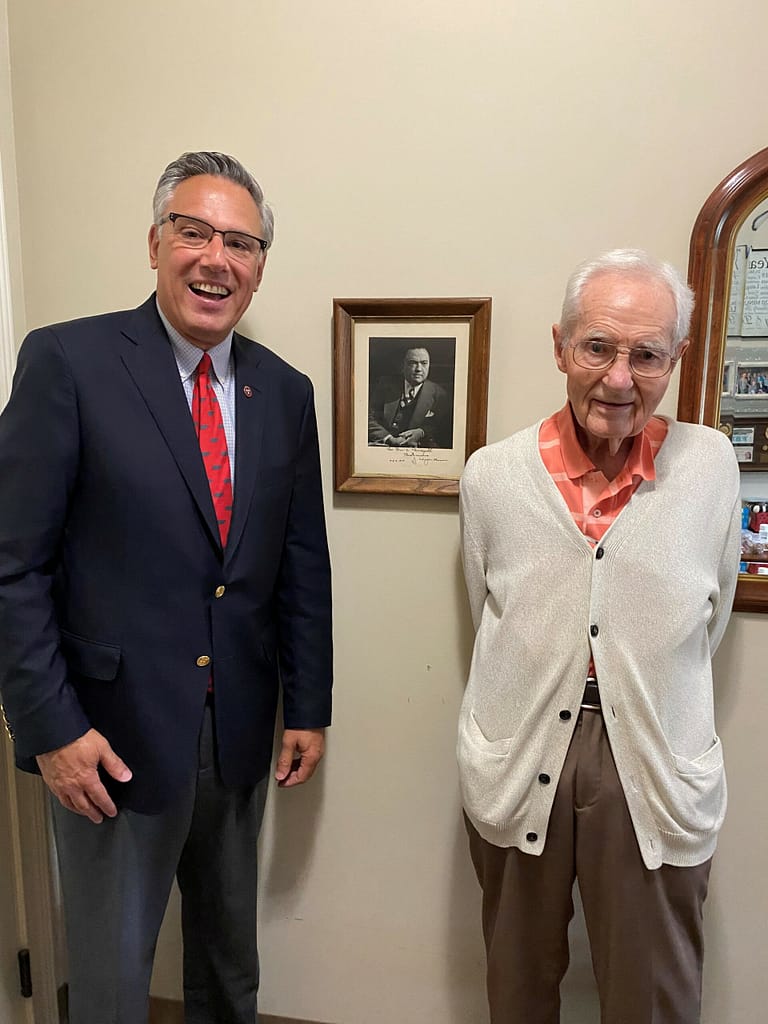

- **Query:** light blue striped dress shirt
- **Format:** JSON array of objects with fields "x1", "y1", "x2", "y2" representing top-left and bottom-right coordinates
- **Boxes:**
[{"x1": 156, "y1": 303, "x2": 237, "y2": 489}]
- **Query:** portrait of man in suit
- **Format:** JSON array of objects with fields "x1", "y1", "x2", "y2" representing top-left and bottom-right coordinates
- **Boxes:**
[
  {"x1": 0, "y1": 151, "x2": 333, "y2": 1024},
  {"x1": 368, "y1": 342, "x2": 454, "y2": 449}
]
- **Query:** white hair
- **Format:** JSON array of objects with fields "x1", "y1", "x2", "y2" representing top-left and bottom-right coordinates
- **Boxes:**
[{"x1": 557, "y1": 249, "x2": 693, "y2": 354}]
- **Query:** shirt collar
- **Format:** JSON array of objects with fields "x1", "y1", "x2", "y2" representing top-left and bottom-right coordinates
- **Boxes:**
[
  {"x1": 156, "y1": 299, "x2": 233, "y2": 385},
  {"x1": 555, "y1": 402, "x2": 658, "y2": 484}
]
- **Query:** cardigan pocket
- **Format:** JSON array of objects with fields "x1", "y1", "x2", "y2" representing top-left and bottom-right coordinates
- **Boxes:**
[
  {"x1": 465, "y1": 709, "x2": 512, "y2": 756},
  {"x1": 653, "y1": 736, "x2": 726, "y2": 837},
  {"x1": 457, "y1": 708, "x2": 529, "y2": 826},
  {"x1": 672, "y1": 736, "x2": 723, "y2": 777}
]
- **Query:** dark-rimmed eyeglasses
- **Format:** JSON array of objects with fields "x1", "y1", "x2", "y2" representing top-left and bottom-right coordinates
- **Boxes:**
[
  {"x1": 568, "y1": 339, "x2": 675, "y2": 379},
  {"x1": 161, "y1": 213, "x2": 268, "y2": 262}
]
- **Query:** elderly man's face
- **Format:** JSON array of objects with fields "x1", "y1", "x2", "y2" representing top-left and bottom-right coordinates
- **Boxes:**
[
  {"x1": 148, "y1": 174, "x2": 266, "y2": 350},
  {"x1": 552, "y1": 272, "x2": 686, "y2": 457},
  {"x1": 403, "y1": 349, "x2": 430, "y2": 387}
]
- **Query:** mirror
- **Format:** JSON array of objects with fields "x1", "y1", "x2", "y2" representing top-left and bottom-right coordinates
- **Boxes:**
[{"x1": 678, "y1": 146, "x2": 768, "y2": 613}]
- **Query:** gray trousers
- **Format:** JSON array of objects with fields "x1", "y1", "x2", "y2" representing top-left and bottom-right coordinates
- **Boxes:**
[
  {"x1": 51, "y1": 704, "x2": 268, "y2": 1024},
  {"x1": 466, "y1": 708, "x2": 712, "y2": 1024}
]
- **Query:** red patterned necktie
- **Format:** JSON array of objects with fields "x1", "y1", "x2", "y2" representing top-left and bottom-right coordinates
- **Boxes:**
[{"x1": 191, "y1": 353, "x2": 233, "y2": 547}]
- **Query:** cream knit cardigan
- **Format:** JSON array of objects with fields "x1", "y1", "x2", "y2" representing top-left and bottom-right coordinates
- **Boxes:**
[{"x1": 458, "y1": 418, "x2": 741, "y2": 869}]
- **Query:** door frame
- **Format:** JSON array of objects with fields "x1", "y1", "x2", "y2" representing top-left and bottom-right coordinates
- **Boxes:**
[{"x1": 0, "y1": 136, "x2": 61, "y2": 1024}]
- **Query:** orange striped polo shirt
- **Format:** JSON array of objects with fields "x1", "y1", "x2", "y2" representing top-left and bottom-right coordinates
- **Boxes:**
[{"x1": 539, "y1": 403, "x2": 668, "y2": 545}]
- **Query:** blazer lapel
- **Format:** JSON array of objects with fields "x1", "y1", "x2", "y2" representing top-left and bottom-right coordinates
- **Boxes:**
[
  {"x1": 383, "y1": 396, "x2": 400, "y2": 429},
  {"x1": 226, "y1": 333, "x2": 267, "y2": 562},
  {"x1": 412, "y1": 380, "x2": 434, "y2": 421},
  {"x1": 119, "y1": 297, "x2": 222, "y2": 548}
]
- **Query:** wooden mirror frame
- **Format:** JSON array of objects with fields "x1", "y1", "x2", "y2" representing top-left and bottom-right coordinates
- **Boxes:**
[{"x1": 677, "y1": 146, "x2": 768, "y2": 613}]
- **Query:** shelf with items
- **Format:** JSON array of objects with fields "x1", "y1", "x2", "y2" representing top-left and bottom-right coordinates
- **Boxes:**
[{"x1": 718, "y1": 414, "x2": 768, "y2": 470}]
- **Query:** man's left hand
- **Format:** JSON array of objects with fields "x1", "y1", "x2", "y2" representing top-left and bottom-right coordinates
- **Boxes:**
[{"x1": 275, "y1": 728, "x2": 325, "y2": 788}]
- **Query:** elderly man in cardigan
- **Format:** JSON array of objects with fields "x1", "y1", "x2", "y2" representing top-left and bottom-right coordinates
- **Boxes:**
[{"x1": 458, "y1": 249, "x2": 740, "y2": 1024}]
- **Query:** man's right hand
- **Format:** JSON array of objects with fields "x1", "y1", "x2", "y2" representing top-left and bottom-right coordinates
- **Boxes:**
[
  {"x1": 36, "y1": 729, "x2": 132, "y2": 824},
  {"x1": 397, "y1": 428, "x2": 424, "y2": 447}
]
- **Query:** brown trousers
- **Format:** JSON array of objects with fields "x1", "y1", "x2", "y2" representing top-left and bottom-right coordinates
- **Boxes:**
[{"x1": 466, "y1": 709, "x2": 712, "y2": 1024}]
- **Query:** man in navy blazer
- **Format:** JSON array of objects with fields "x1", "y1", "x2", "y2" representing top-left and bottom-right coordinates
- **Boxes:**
[{"x1": 0, "y1": 152, "x2": 332, "y2": 1024}]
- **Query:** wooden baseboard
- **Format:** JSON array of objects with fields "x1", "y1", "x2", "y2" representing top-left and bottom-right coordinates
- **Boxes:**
[{"x1": 149, "y1": 996, "x2": 323, "y2": 1024}]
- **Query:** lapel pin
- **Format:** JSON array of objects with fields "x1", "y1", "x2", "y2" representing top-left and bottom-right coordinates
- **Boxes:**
[{"x1": 243, "y1": 385, "x2": 253, "y2": 398}]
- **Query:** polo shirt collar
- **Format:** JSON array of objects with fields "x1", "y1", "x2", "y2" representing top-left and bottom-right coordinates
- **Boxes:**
[{"x1": 555, "y1": 403, "x2": 657, "y2": 483}]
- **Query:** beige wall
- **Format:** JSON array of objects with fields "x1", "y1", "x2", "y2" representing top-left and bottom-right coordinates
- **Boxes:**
[
  {"x1": 5, "y1": 1, "x2": 768, "y2": 1021},
  {"x1": 0, "y1": 0, "x2": 23, "y2": 358}
]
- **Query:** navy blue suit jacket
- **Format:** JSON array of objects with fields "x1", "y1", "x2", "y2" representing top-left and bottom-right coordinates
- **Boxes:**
[
  {"x1": 368, "y1": 377, "x2": 453, "y2": 449},
  {"x1": 0, "y1": 296, "x2": 332, "y2": 812}
]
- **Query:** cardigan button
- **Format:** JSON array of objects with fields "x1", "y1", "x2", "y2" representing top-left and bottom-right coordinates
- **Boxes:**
[
  {"x1": 526, "y1": 832, "x2": 538, "y2": 843},
  {"x1": 595, "y1": 547, "x2": 605, "y2": 559},
  {"x1": 559, "y1": 709, "x2": 572, "y2": 721},
  {"x1": 590, "y1": 624, "x2": 599, "y2": 637},
  {"x1": 538, "y1": 773, "x2": 551, "y2": 785}
]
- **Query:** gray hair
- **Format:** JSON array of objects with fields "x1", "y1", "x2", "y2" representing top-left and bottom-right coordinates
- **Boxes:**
[
  {"x1": 557, "y1": 249, "x2": 693, "y2": 354},
  {"x1": 152, "y1": 151, "x2": 274, "y2": 248}
]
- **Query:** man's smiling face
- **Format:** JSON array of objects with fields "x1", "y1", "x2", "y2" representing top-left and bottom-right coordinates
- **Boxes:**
[
  {"x1": 148, "y1": 174, "x2": 266, "y2": 350},
  {"x1": 552, "y1": 271, "x2": 680, "y2": 459}
]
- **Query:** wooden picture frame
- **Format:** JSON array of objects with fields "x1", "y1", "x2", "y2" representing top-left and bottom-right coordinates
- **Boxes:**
[
  {"x1": 722, "y1": 360, "x2": 736, "y2": 396},
  {"x1": 677, "y1": 145, "x2": 768, "y2": 612},
  {"x1": 333, "y1": 297, "x2": 491, "y2": 495},
  {"x1": 734, "y1": 362, "x2": 768, "y2": 398}
]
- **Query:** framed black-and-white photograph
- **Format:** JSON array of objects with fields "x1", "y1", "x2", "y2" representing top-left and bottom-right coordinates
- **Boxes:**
[
  {"x1": 722, "y1": 360, "x2": 736, "y2": 396},
  {"x1": 333, "y1": 297, "x2": 491, "y2": 495},
  {"x1": 735, "y1": 361, "x2": 768, "y2": 397}
]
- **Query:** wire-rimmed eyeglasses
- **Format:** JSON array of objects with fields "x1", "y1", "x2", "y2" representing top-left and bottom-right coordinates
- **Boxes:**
[
  {"x1": 161, "y1": 213, "x2": 268, "y2": 262},
  {"x1": 568, "y1": 339, "x2": 675, "y2": 379}
]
